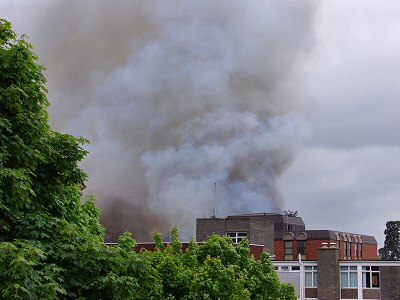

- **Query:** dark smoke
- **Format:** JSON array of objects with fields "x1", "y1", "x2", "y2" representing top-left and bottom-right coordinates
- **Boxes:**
[
  {"x1": 1, "y1": 1, "x2": 318, "y2": 240},
  {"x1": 101, "y1": 197, "x2": 168, "y2": 242}
]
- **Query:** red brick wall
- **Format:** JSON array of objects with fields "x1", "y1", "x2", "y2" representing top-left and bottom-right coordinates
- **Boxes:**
[
  {"x1": 275, "y1": 239, "x2": 334, "y2": 260},
  {"x1": 274, "y1": 239, "x2": 308, "y2": 260},
  {"x1": 339, "y1": 242, "x2": 378, "y2": 260},
  {"x1": 249, "y1": 244, "x2": 264, "y2": 260},
  {"x1": 306, "y1": 239, "x2": 333, "y2": 260},
  {"x1": 338, "y1": 240, "x2": 343, "y2": 258},
  {"x1": 274, "y1": 240, "x2": 285, "y2": 260},
  {"x1": 362, "y1": 243, "x2": 378, "y2": 260},
  {"x1": 271, "y1": 239, "x2": 377, "y2": 261}
]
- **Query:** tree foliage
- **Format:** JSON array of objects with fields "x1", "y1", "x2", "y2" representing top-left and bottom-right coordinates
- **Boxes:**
[
  {"x1": 133, "y1": 232, "x2": 296, "y2": 299},
  {"x1": 379, "y1": 221, "x2": 400, "y2": 260},
  {"x1": 0, "y1": 19, "x2": 295, "y2": 299}
]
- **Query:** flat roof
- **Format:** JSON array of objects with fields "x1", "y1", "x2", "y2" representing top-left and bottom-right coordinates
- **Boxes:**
[{"x1": 227, "y1": 212, "x2": 305, "y2": 226}]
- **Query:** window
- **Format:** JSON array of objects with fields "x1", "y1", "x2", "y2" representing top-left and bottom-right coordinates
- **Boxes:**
[
  {"x1": 276, "y1": 265, "x2": 300, "y2": 271},
  {"x1": 305, "y1": 266, "x2": 318, "y2": 287},
  {"x1": 363, "y1": 266, "x2": 379, "y2": 288},
  {"x1": 344, "y1": 241, "x2": 352, "y2": 259},
  {"x1": 298, "y1": 240, "x2": 306, "y2": 255},
  {"x1": 348, "y1": 242, "x2": 352, "y2": 258},
  {"x1": 360, "y1": 244, "x2": 363, "y2": 258},
  {"x1": 340, "y1": 266, "x2": 358, "y2": 288},
  {"x1": 355, "y1": 243, "x2": 358, "y2": 259},
  {"x1": 226, "y1": 232, "x2": 247, "y2": 244},
  {"x1": 285, "y1": 240, "x2": 294, "y2": 259}
]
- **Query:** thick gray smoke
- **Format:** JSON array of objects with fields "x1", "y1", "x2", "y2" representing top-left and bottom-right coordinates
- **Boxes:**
[{"x1": 2, "y1": 0, "x2": 317, "y2": 240}]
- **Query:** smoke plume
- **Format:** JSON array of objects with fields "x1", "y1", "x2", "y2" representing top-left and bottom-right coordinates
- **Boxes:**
[{"x1": 2, "y1": 0, "x2": 318, "y2": 240}]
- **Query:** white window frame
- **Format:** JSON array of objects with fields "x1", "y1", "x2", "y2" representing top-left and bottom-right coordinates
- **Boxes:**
[
  {"x1": 275, "y1": 265, "x2": 300, "y2": 272},
  {"x1": 305, "y1": 266, "x2": 318, "y2": 288},
  {"x1": 340, "y1": 266, "x2": 358, "y2": 288},
  {"x1": 226, "y1": 232, "x2": 247, "y2": 244},
  {"x1": 362, "y1": 266, "x2": 380, "y2": 288}
]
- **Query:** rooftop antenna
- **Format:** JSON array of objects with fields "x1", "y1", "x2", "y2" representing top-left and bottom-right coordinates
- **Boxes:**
[{"x1": 213, "y1": 182, "x2": 217, "y2": 218}]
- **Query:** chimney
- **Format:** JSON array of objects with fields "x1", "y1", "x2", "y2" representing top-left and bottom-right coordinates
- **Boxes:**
[{"x1": 317, "y1": 244, "x2": 340, "y2": 300}]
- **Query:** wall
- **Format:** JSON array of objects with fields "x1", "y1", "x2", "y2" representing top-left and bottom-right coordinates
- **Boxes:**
[
  {"x1": 380, "y1": 266, "x2": 400, "y2": 299},
  {"x1": 249, "y1": 218, "x2": 274, "y2": 254},
  {"x1": 275, "y1": 239, "x2": 378, "y2": 261},
  {"x1": 274, "y1": 240, "x2": 285, "y2": 260},
  {"x1": 362, "y1": 244, "x2": 378, "y2": 260},
  {"x1": 196, "y1": 218, "x2": 226, "y2": 242},
  {"x1": 274, "y1": 239, "x2": 333, "y2": 261},
  {"x1": 225, "y1": 218, "x2": 250, "y2": 233},
  {"x1": 317, "y1": 247, "x2": 340, "y2": 300},
  {"x1": 340, "y1": 288, "x2": 357, "y2": 299},
  {"x1": 307, "y1": 240, "x2": 333, "y2": 261},
  {"x1": 196, "y1": 217, "x2": 274, "y2": 253},
  {"x1": 267, "y1": 260, "x2": 400, "y2": 300}
]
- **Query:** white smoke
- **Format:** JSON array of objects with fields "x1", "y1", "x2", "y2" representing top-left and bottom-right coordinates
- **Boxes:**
[{"x1": 1, "y1": 0, "x2": 317, "y2": 240}]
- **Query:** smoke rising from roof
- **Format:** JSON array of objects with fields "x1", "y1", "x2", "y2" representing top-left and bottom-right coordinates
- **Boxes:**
[{"x1": 2, "y1": 1, "x2": 318, "y2": 241}]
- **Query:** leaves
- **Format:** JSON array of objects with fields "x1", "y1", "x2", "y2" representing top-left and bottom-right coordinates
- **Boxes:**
[
  {"x1": 135, "y1": 231, "x2": 296, "y2": 300},
  {"x1": 0, "y1": 241, "x2": 66, "y2": 299},
  {"x1": 0, "y1": 19, "x2": 295, "y2": 299},
  {"x1": 379, "y1": 221, "x2": 400, "y2": 260}
]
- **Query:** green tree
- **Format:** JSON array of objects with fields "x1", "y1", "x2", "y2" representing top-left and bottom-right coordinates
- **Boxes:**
[
  {"x1": 0, "y1": 18, "x2": 141, "y2": 299},
  {"x1": 145, "y1": 232, "x2": 296, "y2": 300},
  {"x1": 0, "y1": 19, "x2": 295, "y2": 299},
  {"x1": 379, "y1": 221, "x2": 400, "y2": 260}
]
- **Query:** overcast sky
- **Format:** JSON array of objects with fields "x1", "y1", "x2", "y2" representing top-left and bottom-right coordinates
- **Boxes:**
[
  {"x1": 277, "y1": 1, "x2": 400, "y2": 247},
  {"x1": 2, "y1": 1, "x2": 400, "y2": 246}
]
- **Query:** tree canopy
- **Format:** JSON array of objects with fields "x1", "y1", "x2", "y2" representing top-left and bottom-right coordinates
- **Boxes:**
[
  {"x1": 0, "y1": 19, "x2": 295, "y2": 299},
  {"x1": 379, "y1": 221, "x2": 400, "y2": 260}
]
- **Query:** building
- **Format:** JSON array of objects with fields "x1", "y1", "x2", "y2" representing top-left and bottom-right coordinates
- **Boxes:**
[
  {"x1": 196, "y1": 212, "x2": 400, "y2": 299},
  {"x1": 129, "y1": 242, "x2": 399, "y2": 299},
  {"x1": 196, "y1": 213, "x2": 276, "y2": 254},
  {"x1": 274, "y1": 245, "x2": 400, "y2": 300},
  {"x1": 111, "y1": 211, "x2": 395, "y2": 299},
  {"x1": 196, "y1": 212, "x2": 378, "y2": 261}
]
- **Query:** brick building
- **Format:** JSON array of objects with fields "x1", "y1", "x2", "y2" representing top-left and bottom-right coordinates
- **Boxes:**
[
  {"x1": 274, "y1": 245, "x2": 400, "y2": 300},
  {"x1": 275, "y1": 230, "x2": 378, "y2": 261},
  {"x1": 129, "y1": 241, "x2": 399, "y2": 299},
  {"x1": 195, "y1": 212, "x2": 400, "y2": 299},
  {"x1": 196, "y1": 212, "x2": 378, "y2": 261},
  {"x1": 112, "y1": 211, "x2": 394, "y2": 299}
]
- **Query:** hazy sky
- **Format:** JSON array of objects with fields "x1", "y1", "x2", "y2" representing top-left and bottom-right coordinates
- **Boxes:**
[{"x1": 2, "y1": 1, "x2": 399, "y2": 246}]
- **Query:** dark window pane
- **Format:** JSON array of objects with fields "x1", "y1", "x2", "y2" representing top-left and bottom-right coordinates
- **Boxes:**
[{"x1": 298, "y1": 240, "x2": 306, "y2": 255}]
